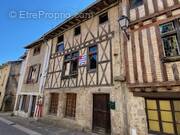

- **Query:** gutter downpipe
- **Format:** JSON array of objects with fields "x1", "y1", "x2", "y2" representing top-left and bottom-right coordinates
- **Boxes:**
[{"x1": 39, "y1": 38, "x2": 51, "y2": 96}]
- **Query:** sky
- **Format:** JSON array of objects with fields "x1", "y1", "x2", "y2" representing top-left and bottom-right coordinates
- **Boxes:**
[{"x1": 0, "y1": 0, "x2": 96, "y2": 64}]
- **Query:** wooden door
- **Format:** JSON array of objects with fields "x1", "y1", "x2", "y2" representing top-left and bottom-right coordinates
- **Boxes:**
[
  {"x1": 49, "y1": 93, "x2": 59, "y2": 114},
  {"x1": 93, "y1": 94, "x2": 111, "y2": 134}
]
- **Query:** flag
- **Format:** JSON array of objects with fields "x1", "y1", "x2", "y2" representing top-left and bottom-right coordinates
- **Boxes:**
[{"x1": 79, "y1": 54, "x2": 87, "y2": 66}]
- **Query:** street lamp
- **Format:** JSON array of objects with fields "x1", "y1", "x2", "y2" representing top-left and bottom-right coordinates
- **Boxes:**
[{"x1": 118, "y1": 15, "x2": 130, "y2": 40}]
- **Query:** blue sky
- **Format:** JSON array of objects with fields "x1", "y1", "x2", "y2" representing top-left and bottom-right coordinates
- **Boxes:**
[{"x1": 0, "y1": 0, "x2": 95, "y2": 64}]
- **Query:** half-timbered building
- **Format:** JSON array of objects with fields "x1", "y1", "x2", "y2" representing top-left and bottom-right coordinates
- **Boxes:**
[
  {"x1": 122, "y1": 0, "x2": 180, "y2": 134},
  {"x1": 39, "y1": 0, "x2": 130, "y2": 134}
]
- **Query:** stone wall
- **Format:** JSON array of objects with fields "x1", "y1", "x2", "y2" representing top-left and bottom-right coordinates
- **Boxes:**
[
  {"x1": 0, "y1": 64, "x2": 11, "y2": 110},
  {"x1": 127, "y1": 91, "x2": 148, "y2": 135},
  {"x1": 21, "y1": 43, "x2": 47, "y2": 94},
  {"x1": 43, "y1": 85, "x2": 129, "y2": 135},
  {"x1": 43, "y1": 84, "x2": 149, "y2": 135}
]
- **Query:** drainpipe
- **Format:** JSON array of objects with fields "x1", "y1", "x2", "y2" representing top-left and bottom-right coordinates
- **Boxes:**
[
  {"x1": 39, "y1": 38, "x2": 51, "y2": 96},
  {"x1": 35, "y1": 37, "x2": 51, "y2": 118}
]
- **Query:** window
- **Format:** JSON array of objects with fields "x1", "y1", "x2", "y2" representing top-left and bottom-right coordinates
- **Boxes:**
[
  {"x1": 65, "y1": 93, "x2": 76, "y2": 118},
  {"x1": 21, "y1": 95, "x2": 27, "y2": 111},
  {"x1": 58, "y1": 35, "x2": 64, "y2": 43},
  {"x1": 74, "y1": 26, "x2": 81, "y2": 36},
  {"x1": 146, "y1": 99, "x2": 180, "y2": 135},
  {"x1": 56, "y1": 43, "x2": 64, "y2": 53},
  {"x1": 99, "y1": 12, "x2": 108, "y2": 24},
  {"x1": 49, "y1": 93, "x2": 59, "y2": 114},
  {"x1": 56, "y1": 35, "x2": 64, "y2": 53},
  {"x1": 71, "y1": 52, "x2": 79, "y2": 75},
  {"x1": 64, "y1": 54, "x2": 71, "y2": 76},
  {"x1": 63, "y1": 52, "x2": 79, "y2": 77},
  {"x1": 26, "y1": 64, "x2": 40, "y2": 84},
  {"x1": 160, "y1": 20, "x2": 180, "y2": 57},
  {"x1": 33, "y1": 46, "x2": 41, "y2": 56},
  {"x1": 130, "y1": 0, "x2": 143, "y2": 8},
  {"x1": 88, "y1": 45, "x2": 97, "y2": 70}
]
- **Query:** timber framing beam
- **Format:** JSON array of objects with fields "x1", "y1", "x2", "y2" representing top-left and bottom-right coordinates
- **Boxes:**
[
  {"x1": 129, "y1": 4, "x2": 180, "y2": 28},
  {"x1": 128, "y1": 81, "x2": 180, "y2": 88},
  {"x1": 133, "y1": 92, "x2": 180, "y2": 98}
]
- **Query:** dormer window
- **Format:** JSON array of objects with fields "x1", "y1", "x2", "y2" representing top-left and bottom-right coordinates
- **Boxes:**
[
  {"x1": 130, "y1": 0, "x2": 143, "y2": 9},
  {"x1": 56, "y1": 35, "x2": 64, "y2": 53},
  {"x1": 33, "y1": 46, "x2": 41, "y2": 56},
  {"x1": 74, "y1": 26, "x2": 81, "y2": 36},
  {"x1": 99, "y1": 12, "x2": 108, "y2": 24}
]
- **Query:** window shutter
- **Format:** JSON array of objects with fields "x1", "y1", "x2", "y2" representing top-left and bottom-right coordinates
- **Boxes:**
[
  {"x1": 65, "y1": 62, "x2": 70, "y2": 76},
  {"x1": 24, "y1": 66, "x2": 30, "y2": 84},
  {"x1": 35, "y1": 64, "x2": 41, "y2": 83},
  {"x1": 15, "y1": 95, "x2": 21, "y2": 111},
  {"x1": 24, "y1": 95, "x2": 30, "y2": 113}
]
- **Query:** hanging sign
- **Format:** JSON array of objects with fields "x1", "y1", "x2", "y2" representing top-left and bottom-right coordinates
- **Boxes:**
[{"x1": 79, "y1": 54, "x2": 87, "y2": 66}]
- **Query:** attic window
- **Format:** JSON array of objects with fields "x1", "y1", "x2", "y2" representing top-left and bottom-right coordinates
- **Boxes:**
[
  {"x1": 33, "y1": 46, "x2": 41, "y2": 56},
  {"x1": 56, "y1": 35, "x2": 64, "y2": 53},
  {"x1": 99, "y1": 12, "x2": 108, "y2": 24},
  {"x1": 58, "y1": 35, "x2": 64, "y2": 43},
  {"x1": 74, "y1": 26, "x2": 81, "y2": 36}
]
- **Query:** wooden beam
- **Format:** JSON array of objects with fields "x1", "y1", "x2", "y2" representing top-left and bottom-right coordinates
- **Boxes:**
[
  {"x1": 69, "y1": 21, "x2": 76, "y2": 25},
  {"x1": 133, "y1": 92, "x2": 180, "y2": 98},
  {"x1": 103, "y1": 1, "x2": 109, "y2": 6},
  {"x1": 128, "y1": 81, "x2": 180, "y2": 88},
  {"x1": 130, "y1": 4, "x2": 180, "y2": 26}
]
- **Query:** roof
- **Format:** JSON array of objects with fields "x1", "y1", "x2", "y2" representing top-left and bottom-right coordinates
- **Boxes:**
[
  {"x1": 19, "y1": 51, "x2": 27, "y2": 60},
  {"x1": 24, "y1": 0, "x2": 118, "y2": 49},
  {"x1": 0, "y1": 60, "x2": 22, "y2": 69}
]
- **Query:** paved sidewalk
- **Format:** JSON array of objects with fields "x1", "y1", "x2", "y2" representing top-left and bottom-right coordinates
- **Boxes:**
[{"x1": 0, "y1": 113, "x2": 92, "y2": 135}]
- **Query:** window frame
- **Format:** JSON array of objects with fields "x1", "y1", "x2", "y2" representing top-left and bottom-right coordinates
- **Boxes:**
[
  {"x1": 130, "y1": 0, "x2": 144, "y2": 9},
  {"x1": 33, "y1": 45, "x2": 41, "y2": 56},
  {"x1": 99, "y1": 12, "x2": 109, "y2": 25},
  {"x1": 49, "y1": 93, "x2": 59, "y2": 115},
  {"x1": 74, "y1": 26, "x2": 81, "y2": 36},
  {"x1": 56, "y1": 35, "x2": 64, "y2": 53},
  {"x1": 88, "y1": 45, "x2": 98, "y2": 72},
  {"x1": 20, "y1": 95, "x2": 27, "y2": 111},
  {"x1": 58, "y1": 35, "x2": 64, "y2": 43},
  {"x1": 56, "y1": 42, "x2": 64, "y2": 53},
  {"x1": 62, "y1": 51, "x2": 79, "y2": 78},
  {"x1": 65, "y1": 93, "x2": 77, "y2": 118},
  {"x1": 160, "y1": 19, "x2": 180, "y2": 58},
  {"x1": 145, "y1": 98, "x2": 180, "y2": 135},
  {"x1": 70, "y1": 51, "x2": 79, "y2": 75},
  {"x1": 26, "y1": 64, "x2": 41, "y2": 84}
]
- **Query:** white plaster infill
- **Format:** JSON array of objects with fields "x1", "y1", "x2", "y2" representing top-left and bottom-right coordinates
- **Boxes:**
[{"x1": 0, "y1": 117, "x2": 42, "y2": 135}]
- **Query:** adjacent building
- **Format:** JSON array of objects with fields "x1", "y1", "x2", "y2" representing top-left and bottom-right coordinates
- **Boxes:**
[
  {"x1": 122, "y1": 0, "x2": 180, "y2": 134},
  {"x1": 14, "y1": 42, "x2": 51, "y2": 117},
  {"x1": 0, "y1": 61, "x2": 22, "y2": 112}
]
